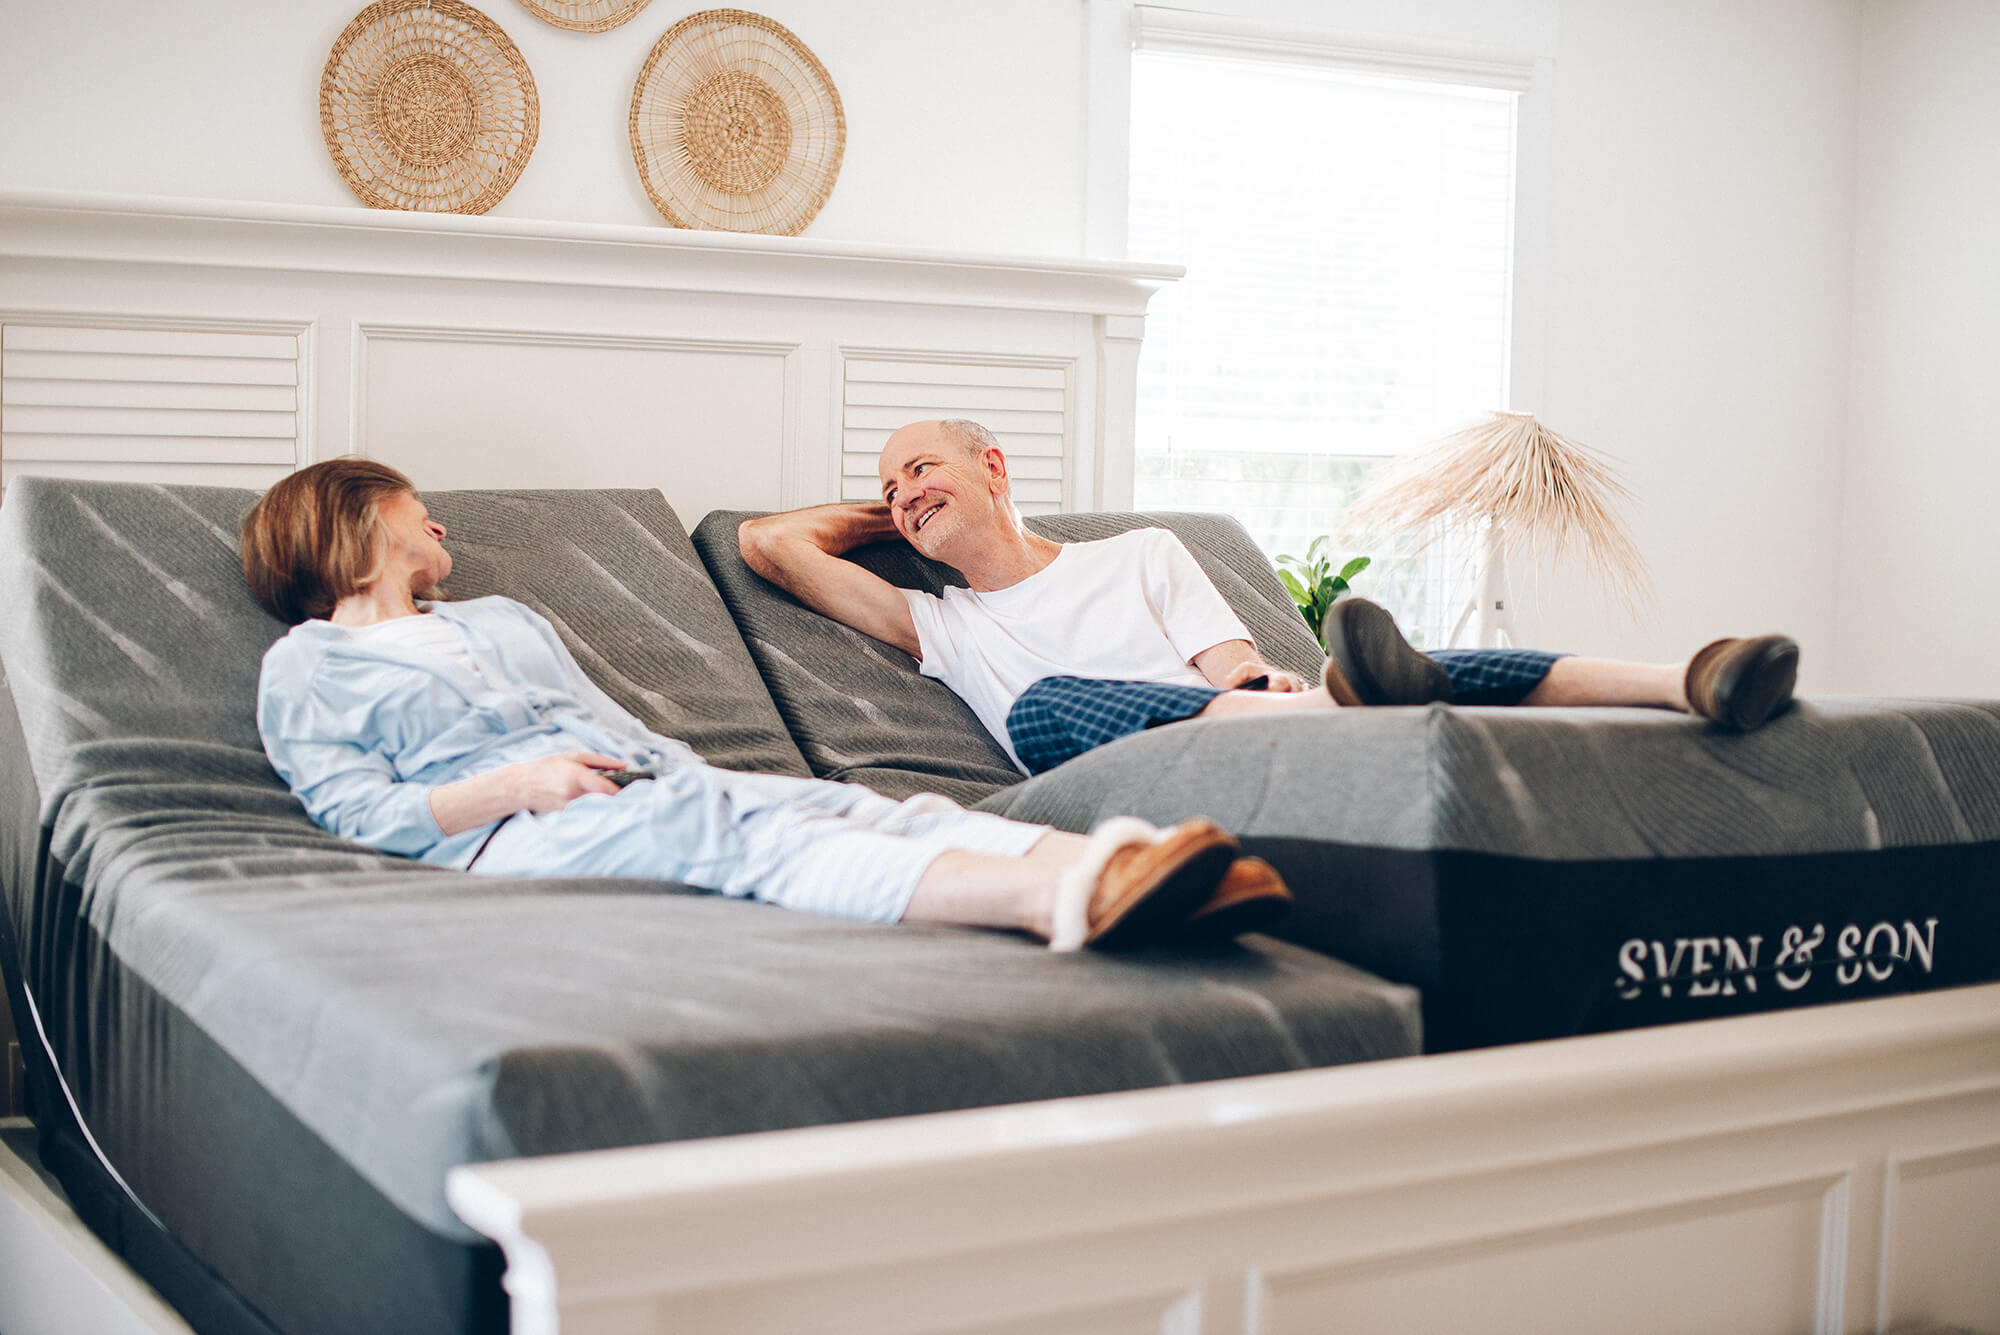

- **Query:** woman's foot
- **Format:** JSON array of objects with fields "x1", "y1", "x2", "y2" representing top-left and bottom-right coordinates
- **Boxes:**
[
  {"x1": 1321, "y1": 598, "x2": 1453, "y2": 707},
  {"x1": 1049, "y1": 818, "x2": 1239, "y2": 951},
  {"x1": 1177, "y1": 857, "x2": 1293, "y2": 941}
]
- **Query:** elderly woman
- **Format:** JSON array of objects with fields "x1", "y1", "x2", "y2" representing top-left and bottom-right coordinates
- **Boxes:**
[{"x1": 243, "y1": 460, "x2": 1287, "y2": 950}]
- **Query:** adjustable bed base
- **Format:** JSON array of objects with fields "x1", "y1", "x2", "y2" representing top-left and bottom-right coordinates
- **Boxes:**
[{"x1": 2, "y1": 477, "x2": 1996, "y2": 1334}]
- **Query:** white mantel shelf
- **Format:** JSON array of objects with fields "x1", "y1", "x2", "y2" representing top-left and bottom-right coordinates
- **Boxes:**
[{"x1": 0, "y1": 190, "x2": 1184, "y2": 315}]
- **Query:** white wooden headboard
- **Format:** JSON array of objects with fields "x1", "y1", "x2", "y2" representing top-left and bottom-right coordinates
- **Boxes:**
[{"x1": 0, "y1": 191, "x2": 1179, "y2": 519}]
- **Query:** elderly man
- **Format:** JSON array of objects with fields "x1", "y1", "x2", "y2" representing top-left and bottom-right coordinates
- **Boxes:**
[{"x1": 738, "y1": 419, "x2": 1798, "y2": 775}]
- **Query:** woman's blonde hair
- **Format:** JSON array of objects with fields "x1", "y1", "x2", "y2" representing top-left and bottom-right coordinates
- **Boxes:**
[{"x1": 240, "y1": 458, "x2": 420, "y2": 624}]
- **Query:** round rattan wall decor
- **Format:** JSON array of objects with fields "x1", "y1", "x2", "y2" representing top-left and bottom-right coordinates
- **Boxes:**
[
  {"x1": 516, "y1": 0, "x2": 654, "y2": 32},
  {"x1": 628, "y1": 9, "x2": 845, "y2": 236},
  {"x1": 320, "y1": 0, "x2": 540, "y2": 214}
]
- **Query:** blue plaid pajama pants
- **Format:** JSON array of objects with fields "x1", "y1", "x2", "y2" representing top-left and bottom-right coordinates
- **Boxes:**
[{"x1": 1004, "y1": 648, "x2": 1566, "y2": 775}]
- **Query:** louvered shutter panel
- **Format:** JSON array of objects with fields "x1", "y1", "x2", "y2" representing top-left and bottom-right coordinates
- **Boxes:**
[
  {"x1": 841, "y1": 358, "x2": 1068, "y2": 515},
  {"x1": 2, "y1": 324, "x2": 301, "y2": 488}
]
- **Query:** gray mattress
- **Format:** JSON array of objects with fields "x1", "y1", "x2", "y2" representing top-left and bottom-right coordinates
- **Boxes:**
[
  {"x1": 693, "y1": 509, "x2": 2000, "y2": 1048},
  {"x1": 978, "y1": 697, "x2": 2000, "y2": 1045},
  {"x1": 0, "y1": 478, "x2": 1421, "y2": 1335}
]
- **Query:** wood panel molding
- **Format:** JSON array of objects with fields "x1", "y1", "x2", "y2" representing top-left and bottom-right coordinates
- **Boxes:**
[
  {"x1": 1875, "y1": 1135, "x2": 2000, "y2": 1329},
  {"x1": 447, "y1": 984, "x2": 2000, "y2": 1334},
  {"x1": 351, "y1": 322, "x2": 807, "y2": 505}
]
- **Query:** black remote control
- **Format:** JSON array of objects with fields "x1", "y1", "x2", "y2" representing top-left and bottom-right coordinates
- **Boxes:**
[{"x1": 597, "y1": 769, "x2": 652, "y2": 787}]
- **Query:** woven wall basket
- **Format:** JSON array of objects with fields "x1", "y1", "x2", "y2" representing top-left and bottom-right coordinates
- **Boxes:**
[
  {"x1": 320, "y1": 0, "x2": 540, "y2": 214},
  {"x1": 516, "y1": 0, "x2": 654, "y2": 33},
  {"x1": 628, "y1": 9, "x2": 845, "y2": 236}
]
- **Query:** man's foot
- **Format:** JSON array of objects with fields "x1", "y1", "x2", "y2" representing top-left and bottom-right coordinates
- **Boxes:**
[
  {"x1": 1321, "y1": 598, "x2": 1453, "y2": 707},
  {"x1": 1176, "y1": 857, "x2": 1292, "y2": 941},
  {"x1": 1048, "y1": 818, "x2": 1238, "y2": 951},
  {"x1": 1684, "y1": 635, "x2": 1799, "y2": 731}
]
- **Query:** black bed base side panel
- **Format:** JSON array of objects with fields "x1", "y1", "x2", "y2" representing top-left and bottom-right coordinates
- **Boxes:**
[
  {"x1": 37, "y1": 1125, "x2": 285, "y2": 1335},
  {"x1": 1245, "y1": 836, "x2": 2000, "y2": 1052},
  {"x1": 3, "y1": 841, "x2": 243, "y2": 1330},
  {"x1": 1, "y1": 687, "x2": 506, "y2": 1335},
  {"x1": 15, "y1": 865, "x2": 510, "y2": 1335}
]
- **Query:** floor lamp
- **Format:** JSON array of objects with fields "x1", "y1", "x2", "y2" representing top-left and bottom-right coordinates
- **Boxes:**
[{"x1": 1351, "y1": 411, "x2": 1655, "y2": 648}]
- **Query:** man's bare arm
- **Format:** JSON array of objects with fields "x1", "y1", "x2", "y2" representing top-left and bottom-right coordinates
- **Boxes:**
[
  {"x1": 1192, "y1": 639, "x2": 1309, "y2": 692},
  {"x1": 738, "y1": 504, "x2": 922, "y2": 658}
]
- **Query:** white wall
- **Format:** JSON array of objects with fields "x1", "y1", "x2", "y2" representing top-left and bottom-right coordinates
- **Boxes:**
[
  {"x1": 1512, "y1": 0, "x2": 1861, "y2": 680},
  {"x1": 4, "y1": 0, "x2": 1993, "y2": 694},
  {"x1": 1834, "y1": 0, "x2": 2000, "y2": 695},
  {"x1": 0, "y1": 0, "x2": 1087, "y2": 253}
]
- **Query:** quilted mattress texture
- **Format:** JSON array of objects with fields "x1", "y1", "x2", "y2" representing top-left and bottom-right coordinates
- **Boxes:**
[{"x1": 0, "y1": 478, "x2": 1423, "y2": 1335}]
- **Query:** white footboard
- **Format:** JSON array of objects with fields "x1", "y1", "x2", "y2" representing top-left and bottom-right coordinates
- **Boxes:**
[{"x1": 447, "y1": 984, "x2": 2000, "y2": 1335}]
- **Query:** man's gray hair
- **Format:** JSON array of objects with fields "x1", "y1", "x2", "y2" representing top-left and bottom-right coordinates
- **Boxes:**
[
  {"x1": 936, "y1": 419, "x2": 1012, "y2": 502},
  {"x1": 938, "y1": 419, "x2": 1001, "y2": 459}
]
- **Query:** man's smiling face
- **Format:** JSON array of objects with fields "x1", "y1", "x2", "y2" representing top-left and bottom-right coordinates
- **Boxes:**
[{"x1": 878, "y1": 422, "x2": 1004, "y2": 561}]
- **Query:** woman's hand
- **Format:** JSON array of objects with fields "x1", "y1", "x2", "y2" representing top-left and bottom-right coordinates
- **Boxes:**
[
  {"x1": 429, "y1": 752, "x2": 626, "y2": 837},
  {"x1": 506, "y1": 752, "x2": 626, "y2": 811}
]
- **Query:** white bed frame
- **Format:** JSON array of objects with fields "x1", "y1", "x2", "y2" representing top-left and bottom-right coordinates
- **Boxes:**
[
  {"x1": 8, "y1": 987, "x2": 1997, "y2": 1335},
  {"x1": 442, "y1": 986, "x2": 2000, "y2": 1335},
  {"x1": 5, "y1": 196, "x2": 1998, "y2": 1334}
]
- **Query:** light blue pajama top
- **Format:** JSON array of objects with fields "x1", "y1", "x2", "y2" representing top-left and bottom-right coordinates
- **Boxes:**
[{"x1": 256, "y1": 596, "x2": 693, "y2": 869}]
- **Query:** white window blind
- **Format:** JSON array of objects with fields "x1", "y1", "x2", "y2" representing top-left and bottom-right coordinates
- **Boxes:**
[{"x1": 1129, "y1": 44, "x2": 1518, "y2": 646}]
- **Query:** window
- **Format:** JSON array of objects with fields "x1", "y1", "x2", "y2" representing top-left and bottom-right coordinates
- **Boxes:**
[{"x1": 1128, "y1": 43, "x2": 1520, "y2": 646}]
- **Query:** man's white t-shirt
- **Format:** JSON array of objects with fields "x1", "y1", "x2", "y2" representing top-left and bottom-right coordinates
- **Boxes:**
[{"x1": 899, "y1": 528, "x2": 1251, "y2": 768}]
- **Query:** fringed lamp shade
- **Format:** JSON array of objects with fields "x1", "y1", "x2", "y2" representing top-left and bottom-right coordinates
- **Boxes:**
[{"x1": 1352, "y1": 411, "x2": 1655, "y2": 647}]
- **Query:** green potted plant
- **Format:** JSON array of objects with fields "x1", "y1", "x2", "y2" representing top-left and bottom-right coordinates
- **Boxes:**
[{"x1": 1275, "y1": 538, "x2": 1369, "y2": 650}]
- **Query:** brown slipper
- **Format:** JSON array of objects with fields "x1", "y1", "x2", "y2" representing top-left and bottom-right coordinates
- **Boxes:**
[
  {"x1": 1322, "y1": 598, "x2": 1453, "y2": 707},
  {"x1": 1684, "y1": 634, "x2": 1799, "y2": 731},
  {"x1": 1176, "y1": 856, "x2": 1293, "y2": 941},
  {"x1": 1049, "y1": 817, "x2": 1239, "y2": 951}
]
